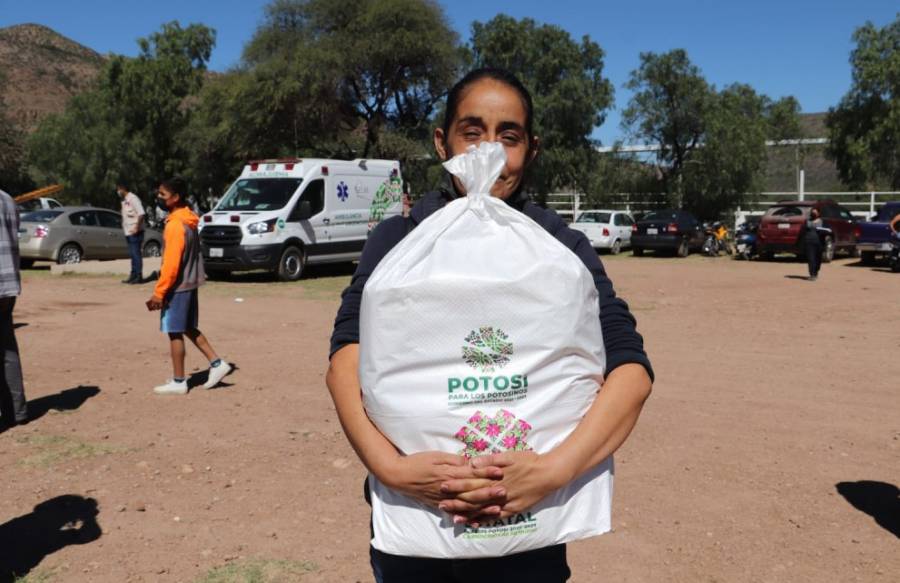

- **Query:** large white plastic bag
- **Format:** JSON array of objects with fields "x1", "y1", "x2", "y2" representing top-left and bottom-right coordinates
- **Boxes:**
[{"x1": 359, "y1": 142, "x2": 612, "y2": 558}]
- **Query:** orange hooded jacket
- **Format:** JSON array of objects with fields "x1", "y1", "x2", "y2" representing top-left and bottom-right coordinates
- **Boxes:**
[{"x1": 153, "y1": 206, "x2": 205, "y2": 300}]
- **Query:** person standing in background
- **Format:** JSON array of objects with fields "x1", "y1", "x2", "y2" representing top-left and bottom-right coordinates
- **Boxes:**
[
  {"x1": 117, "y1": 181, "x2": 145, "y2": 285},
  {"x1": 804, "y1": 208, "x2": 824, "y2": 281},
  {"x1": 0, "y1": 188, "x2": 27, "y2": 428}
]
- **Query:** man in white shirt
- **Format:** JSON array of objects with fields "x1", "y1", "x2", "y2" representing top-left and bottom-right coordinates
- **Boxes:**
[{"x1": 117, "y1": 181, "x2": 146, "y2": 284}]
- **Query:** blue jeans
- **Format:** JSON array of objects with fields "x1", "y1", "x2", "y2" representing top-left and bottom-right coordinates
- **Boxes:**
[
  {"x1": 126, "y1": 232, "x2": 144, "y2": 280},
  {"x1": 370, "y1": 544, "x2": 570, "y2": 583}
]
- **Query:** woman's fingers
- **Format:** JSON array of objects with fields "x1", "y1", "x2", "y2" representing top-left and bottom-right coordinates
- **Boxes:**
[
  {"x1": 470, "y1": 453, "x2": 513, "y2": 469},
  {"x1": 440, "y1": 478, "x2": 497, "y2": 495},
  {"x1": 471, "y1": 465, "x2": 504, "y2": 479}
]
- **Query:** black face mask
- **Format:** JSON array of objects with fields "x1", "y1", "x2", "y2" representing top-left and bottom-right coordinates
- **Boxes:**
[{"x1": 156, "y1": 199, "x2": 170, "y2": 213}]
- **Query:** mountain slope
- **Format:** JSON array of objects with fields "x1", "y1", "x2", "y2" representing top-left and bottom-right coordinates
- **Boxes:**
[{"x1": 0, "y1": 23, "x2": 105, "y2": 131}]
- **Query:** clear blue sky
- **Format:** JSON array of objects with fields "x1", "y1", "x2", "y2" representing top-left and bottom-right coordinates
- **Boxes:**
[{"x1": 2, "y1": 0, "x2": 897, "y2": 144}]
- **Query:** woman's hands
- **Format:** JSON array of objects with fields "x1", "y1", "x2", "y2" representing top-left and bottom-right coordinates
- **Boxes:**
[
  {"x1": 383, "y1": 452, "x2": 506, "y2": 519},
  {"x1": 437, "y1": 451, "x2": 567, "y2": 526}
]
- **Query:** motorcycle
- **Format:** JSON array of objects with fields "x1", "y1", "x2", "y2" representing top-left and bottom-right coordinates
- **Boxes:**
[
  {"x1": 734, "y1": 221, "x2": 758, "y2": 260},
  {"x1": 702, "y1": 222, "x2": 732, "y2": 257}
]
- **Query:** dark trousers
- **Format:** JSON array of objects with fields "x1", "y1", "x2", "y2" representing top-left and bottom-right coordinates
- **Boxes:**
[
  {"x1": 805, "y1": 240, "x2": 822, "y2": 277},
  {"x1": 126, "y1": 232, "x2": 144, "y2": 280},
  {"x1": 370, "y1": 544, "x2": 570, "y2": 583},
  {"x1": 0, "y1": 297, "x2": 27, "y2": 423}
]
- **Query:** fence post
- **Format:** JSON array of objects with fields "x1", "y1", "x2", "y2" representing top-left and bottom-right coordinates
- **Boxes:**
[
  {"x1": 870, "y1": 192, "x2": 875, "y2": 218},
  {"x1": 799, "y1": 170, "x2": 805, "y2": 201}
]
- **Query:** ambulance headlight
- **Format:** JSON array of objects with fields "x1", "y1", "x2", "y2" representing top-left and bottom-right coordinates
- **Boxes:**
[{"x1": 247, "y1": 219, "x2": 277, "y2": 234}]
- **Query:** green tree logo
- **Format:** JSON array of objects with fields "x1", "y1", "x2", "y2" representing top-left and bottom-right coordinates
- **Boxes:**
[{"x1": 462, "y1": 327, "x2": 513, "y2": 373}]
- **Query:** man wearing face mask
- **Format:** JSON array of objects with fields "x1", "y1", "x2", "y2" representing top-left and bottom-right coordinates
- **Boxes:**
[{"x1": 117, "y1": 180, "x2": 145, "y2": 285}]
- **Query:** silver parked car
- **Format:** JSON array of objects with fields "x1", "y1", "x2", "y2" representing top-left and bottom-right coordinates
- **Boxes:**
[{"x1": 18, "y1": 207, "x2": 163, "y2": 266}]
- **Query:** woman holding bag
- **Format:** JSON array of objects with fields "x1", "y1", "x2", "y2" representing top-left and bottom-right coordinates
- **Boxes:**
[{"x1": 327, "y1": 68, "x2": 653, "y2": 582}]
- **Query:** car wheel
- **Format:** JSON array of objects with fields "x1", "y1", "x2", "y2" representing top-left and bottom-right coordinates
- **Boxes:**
[
  {"x1": 632, "y1": 247, "x2": 644, "y2": 257},
  {"x1": 822, "y1": 236, "x2": 835, "y2": 263},
  {"x1": 142, "y1": 240, "x2": 161, "y2": 258},
  {"x1": 277, "y1": 245, "x2": 306, "y2": 282},
  {"x1": 676, "y1": 238, "x2": 689, "y2": 258},
  {"x1": 57, "y1": 243, "x2": 83, "y2": 265},
  {"x1": 610, "y1": 239, "x2": 622, "y2": 255},
  {"x1": 860, "y1": 251, "x2": 876, "y2": 265},
  {"x1": 19, "y1": 259, "x2": 34, "y2": 269}
]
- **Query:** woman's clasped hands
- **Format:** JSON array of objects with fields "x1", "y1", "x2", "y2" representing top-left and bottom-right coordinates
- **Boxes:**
[{"x1": 384, "y1": 450, "x2": 566, "y2": 529}]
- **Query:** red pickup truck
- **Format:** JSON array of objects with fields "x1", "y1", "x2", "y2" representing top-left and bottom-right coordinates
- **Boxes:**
[{"x1": 756, "y1": 200, "x2": 860, "y2": 262}]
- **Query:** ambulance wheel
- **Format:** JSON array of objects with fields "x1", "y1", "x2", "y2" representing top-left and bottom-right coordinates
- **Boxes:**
[{"x1": 278, "y1": 246, "x2": 306, "y2": 281}]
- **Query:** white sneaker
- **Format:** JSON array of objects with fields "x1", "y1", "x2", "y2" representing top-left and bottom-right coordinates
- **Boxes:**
[
  {"x1": 203, "y1": 361, "x2": 231, "y2": 389},
  {"x1": 153, "y1": 379, "x2": 188, "y2": 395}
]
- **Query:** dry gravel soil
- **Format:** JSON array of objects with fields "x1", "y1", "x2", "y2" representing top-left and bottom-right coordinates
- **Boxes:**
[{"x1": 0, "y1": 254, "x2": 897, "y2": 583}]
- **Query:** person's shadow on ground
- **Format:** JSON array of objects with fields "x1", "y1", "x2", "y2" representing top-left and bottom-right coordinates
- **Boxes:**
[
  {"x1": 0, "y1": 385, "x2": 100, "y2": 435},
  {"x1": 0, "y1": 495, "x2": 101, "y2": 582},
  {"x1": 836, "y1": 481, "x2": 900, "y2": 538}
]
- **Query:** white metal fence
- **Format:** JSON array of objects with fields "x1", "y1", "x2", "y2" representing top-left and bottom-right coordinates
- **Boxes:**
[{"x1": 546, "y1": 191, "x2": 900, "y2": 226}]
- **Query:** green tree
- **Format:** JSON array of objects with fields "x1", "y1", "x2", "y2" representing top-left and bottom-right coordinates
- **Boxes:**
[
  {"x1": 622, "y1": 49, "x2": 800, "y2": 218},
  {"x1": 469, "y1": 15, "x2": 613, "y2": 196},
  {"x1": 186, "y1": 0, "x2": 463, "y2": 198},
  {"x1": 622, "y1": 49, "x2": 710, "y2": 204},
  {"x1": 28, "y1": 22, "x2": 215, "y2": 205},
  {"x1": 683, "y1": 84, "x2": 769, "y2": 219},
  {"x1": 0, "y1": 71, "x2": 32, "y2": 194},
  {"x1": 826, "y1": 14, "x2": 900, "y2": 189}
]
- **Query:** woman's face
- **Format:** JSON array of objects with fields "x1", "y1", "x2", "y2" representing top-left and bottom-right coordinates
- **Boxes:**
[{"x1": 434, "y1": 79, "x2": 539, "y2": 200}]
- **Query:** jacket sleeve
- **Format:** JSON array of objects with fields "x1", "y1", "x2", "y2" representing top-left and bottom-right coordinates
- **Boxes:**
[
  {"x1": 153, "y1": 220, "x2": 184, "y2": 300},
  {"x1": 329, "y1": 217, "x2": 407, "y2": 358},
  {"x1": 569, "y1": 228, "x2": 655, "y2": 382}
]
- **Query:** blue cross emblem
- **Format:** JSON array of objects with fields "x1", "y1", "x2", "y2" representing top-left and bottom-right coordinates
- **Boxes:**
[{"x1": 337, "y1": 181, "x2": 349, "y2": 202}]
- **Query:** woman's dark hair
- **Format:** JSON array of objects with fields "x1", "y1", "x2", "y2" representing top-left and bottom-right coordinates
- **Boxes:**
[
  {"x1": 442, "y1": 67, "x2": 534, "y2": 142},
  {"x1": 160, "y1": 176, "x2": 188, "y2": 202}
]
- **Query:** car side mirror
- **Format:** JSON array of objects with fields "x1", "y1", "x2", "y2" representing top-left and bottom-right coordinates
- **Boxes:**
[{"x1": 296, "y1": 201, "x2": 312, "y2": 220}]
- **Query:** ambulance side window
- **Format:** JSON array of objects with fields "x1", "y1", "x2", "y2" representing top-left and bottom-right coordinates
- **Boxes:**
[{"x1": 289, "y1": 179, "x2": 324, "y2": 221}]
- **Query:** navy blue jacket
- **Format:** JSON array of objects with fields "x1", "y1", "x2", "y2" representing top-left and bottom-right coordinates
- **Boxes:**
[{"x1": 330, "y1": 190, "x2": 654, "y2": 382}]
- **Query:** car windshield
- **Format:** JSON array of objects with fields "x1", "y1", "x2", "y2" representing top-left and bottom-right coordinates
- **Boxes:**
[
  {"x1": 217, "y1": 178, "x2": 302, "y2": 211},
  {"x1": 577, "y1": 212, "x2": 611, "y2": 224},
  {"x1": 642, "y1": 211, "x2": 677, "y2": 222},
  {"x1": 767, "y1": 205, "x2": 806, "y2": 218},
  {"x1": 21, "y1": 210, "x2": 63, "y2": 222}
]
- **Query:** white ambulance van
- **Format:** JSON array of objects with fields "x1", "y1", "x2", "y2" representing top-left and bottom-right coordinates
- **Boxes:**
[{"x1": 200, "y1": 158, "x2": 403, "y2": 281}]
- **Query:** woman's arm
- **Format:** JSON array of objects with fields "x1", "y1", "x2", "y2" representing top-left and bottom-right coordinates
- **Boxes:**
[
  {"x1": 326, "y1": 344, "x2": 505, "y2": 511},
  {"x1": 440, "y1": 363, "x2": 651, "y2": 520}
]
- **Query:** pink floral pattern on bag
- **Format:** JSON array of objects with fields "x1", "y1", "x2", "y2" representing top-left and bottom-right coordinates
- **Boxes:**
[{"x1": 454, "y1": 409, "x2": 533, "y2": 459}]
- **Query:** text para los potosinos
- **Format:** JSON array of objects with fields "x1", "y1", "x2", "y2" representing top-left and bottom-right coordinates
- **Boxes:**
[
  {"x1": 447, "y1": 374, "x2": 528, "y2": 406},
  {"x1": 461, "y1": 512, "x2": 538, "y2": 539}
]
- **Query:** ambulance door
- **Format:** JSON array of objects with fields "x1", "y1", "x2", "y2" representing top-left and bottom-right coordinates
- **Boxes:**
[
  {"x1": 285, "y1": 179, "x2": 327, "y2": 248},
  {"x1": 324, "y1": 173, "x2": 368, "y2": 255}
]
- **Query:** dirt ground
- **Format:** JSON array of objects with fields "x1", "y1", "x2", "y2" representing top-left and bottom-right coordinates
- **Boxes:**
[{"x1": 0, "y1": 254, "x2": 897, "y2": 583}]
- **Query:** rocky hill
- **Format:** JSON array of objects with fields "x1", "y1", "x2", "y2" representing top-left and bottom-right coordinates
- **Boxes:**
[{"x1": 0, "y1": 23, "x2": 105, "y2": 132}]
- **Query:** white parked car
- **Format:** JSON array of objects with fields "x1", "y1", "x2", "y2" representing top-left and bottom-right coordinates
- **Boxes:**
[{"x1": 570, "y1": 210, "x2": 634, "y2": 254}]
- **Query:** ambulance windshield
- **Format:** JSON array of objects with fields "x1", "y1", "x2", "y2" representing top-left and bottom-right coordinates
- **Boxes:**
[{"x1": 218, "y1": 178, "x2": 303, "y2": 211}]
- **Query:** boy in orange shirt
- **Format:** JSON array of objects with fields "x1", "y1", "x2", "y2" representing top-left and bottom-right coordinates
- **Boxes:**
[{"x1": 146, "y1": 177, "x2": 230, "y2": 395}]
